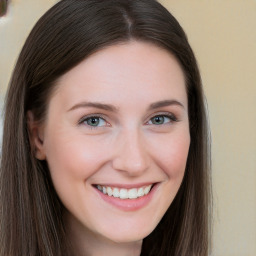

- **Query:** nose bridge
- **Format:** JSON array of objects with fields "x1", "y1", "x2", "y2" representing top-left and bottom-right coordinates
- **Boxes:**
[{"x1": 112, "y1": 127, "x2": 149, "y2": 175}]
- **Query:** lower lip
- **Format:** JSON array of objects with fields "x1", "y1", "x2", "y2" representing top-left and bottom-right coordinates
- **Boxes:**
[{"x1": 93, "y1": 184, "x2": 158, "y2": 211}]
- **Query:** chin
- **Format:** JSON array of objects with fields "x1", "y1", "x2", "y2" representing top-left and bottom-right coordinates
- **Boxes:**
[{"x1": 99, "y1": 223, "x2": 156, "y2": 244}]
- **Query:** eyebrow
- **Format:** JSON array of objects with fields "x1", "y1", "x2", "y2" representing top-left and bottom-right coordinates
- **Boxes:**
[
  {"x1": 68, "y1": 99, "x2": 184, "y2": 112},
  {"x1": 68, "y1": 102, "x2": 119, "y2": 112},
  {"x1": 148, "y1": 100, "x2": 185, "y2": 110}
]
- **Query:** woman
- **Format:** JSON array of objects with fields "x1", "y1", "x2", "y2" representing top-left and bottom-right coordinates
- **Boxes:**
[{"x1": 0, "y1": 0, "x2": 211, "y2": 255}]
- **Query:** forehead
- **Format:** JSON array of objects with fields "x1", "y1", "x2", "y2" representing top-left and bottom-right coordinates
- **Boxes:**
[{"x1": 52, "y1": 41, "x2": 187, "y2": 110}]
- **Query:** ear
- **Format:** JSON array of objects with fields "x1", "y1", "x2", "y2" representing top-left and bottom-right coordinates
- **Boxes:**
[{"x1": 27, "y1": 111, "x2": 46, "y2": 160}]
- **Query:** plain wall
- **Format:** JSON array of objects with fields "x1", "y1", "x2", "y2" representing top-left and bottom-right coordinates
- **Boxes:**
[{"x1": 0, "y1": 0, "x2": 256, "y2": 255}]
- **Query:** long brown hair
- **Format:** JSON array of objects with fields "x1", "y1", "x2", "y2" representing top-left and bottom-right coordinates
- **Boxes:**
[{"x1": 0, "y1": 0, "x2": 212, "y2": 255}]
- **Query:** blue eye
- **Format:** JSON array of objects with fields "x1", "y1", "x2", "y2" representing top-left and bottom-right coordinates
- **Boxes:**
[
  {"x1": 82, "y1": 116, "x2": 107, "y2": 127},
  {"x1": 148, "y1": 115, "x2": 176, "y2": 125}
]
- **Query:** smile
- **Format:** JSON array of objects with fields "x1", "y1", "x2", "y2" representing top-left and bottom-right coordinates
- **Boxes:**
[{"x1": 95, "y1": 184, "x2": 153, "y2": 200}]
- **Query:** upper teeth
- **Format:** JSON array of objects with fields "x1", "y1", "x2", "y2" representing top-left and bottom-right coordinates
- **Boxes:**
[{"x1": 96, "y1": 184, "x2": 153, "y2": 199}]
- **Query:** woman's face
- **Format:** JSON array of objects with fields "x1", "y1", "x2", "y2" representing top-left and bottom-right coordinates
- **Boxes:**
[{"x1": 34, "y1": 41, "x2": 190, "y2": 244}]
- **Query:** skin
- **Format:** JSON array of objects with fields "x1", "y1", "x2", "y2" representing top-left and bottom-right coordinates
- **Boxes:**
[{"x1": 29, "y1": 41, "x2": 190, "y2": 256}]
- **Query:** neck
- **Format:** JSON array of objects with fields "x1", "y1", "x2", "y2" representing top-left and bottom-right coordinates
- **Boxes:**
[{"x1": 65, "y1": 214, "x2": 142, "y2": 256}]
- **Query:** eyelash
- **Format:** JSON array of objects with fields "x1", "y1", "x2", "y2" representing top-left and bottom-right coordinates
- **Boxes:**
[
  {"x1": 78, "y1": 114, "x2": 108, "y2": 129},
  {"x1": 147, "y1": 113, "x2": 178, "y2": 126},
  {"x1": 78, "y1": 113, "x2": 178, "y2": 129}
]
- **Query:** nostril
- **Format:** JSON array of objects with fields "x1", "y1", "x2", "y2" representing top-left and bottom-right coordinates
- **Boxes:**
[{"x1": 112, "y1": 157, "x2": 149, "y2": 175}]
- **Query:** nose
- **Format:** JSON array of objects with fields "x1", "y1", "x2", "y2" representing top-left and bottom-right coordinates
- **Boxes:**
[{"x1": 112, "y1": 129, "x2": 150, "y2": 176}]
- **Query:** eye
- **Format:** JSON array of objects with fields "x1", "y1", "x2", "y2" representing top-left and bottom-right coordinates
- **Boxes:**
[
  {"x1": 148, "y1": 114, "x2": 177, "y2": 125},
  {"x1": 80, "y1": 116, "x2": 108, "y2": 128}
]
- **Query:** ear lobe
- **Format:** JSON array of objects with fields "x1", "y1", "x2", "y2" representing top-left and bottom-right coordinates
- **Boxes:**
[{"x1": 27, "y1": 111, "x2": 46, "y2": 160}]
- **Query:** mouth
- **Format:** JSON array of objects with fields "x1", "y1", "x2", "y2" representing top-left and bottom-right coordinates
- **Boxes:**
[
  {"x1": 93, "y1": 183, "x2": 155, "y2": 200},
  {"x1": 93, "y1": 183, "x2": 158, "y2": 211}
]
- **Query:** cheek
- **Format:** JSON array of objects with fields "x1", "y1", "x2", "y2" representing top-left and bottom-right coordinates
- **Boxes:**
[
  {"x1": 44, "y1": 132, "x2": 110, "y2": 183},
  {"x1": 43, "y1": 133, "x2": 111, "y2": 215},
  {"x1": 153, "y1": 131, "x2": 190, "y2": 179}
]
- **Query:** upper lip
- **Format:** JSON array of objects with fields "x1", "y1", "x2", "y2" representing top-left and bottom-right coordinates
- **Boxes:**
[{"x1": 93, "y1": 182, "x2": 157, "y2": 189}]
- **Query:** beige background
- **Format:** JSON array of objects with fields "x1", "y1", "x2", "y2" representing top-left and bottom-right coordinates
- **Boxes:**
[{"x1": 0, "y1": 0, "x2": 255, "y2": 255}]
